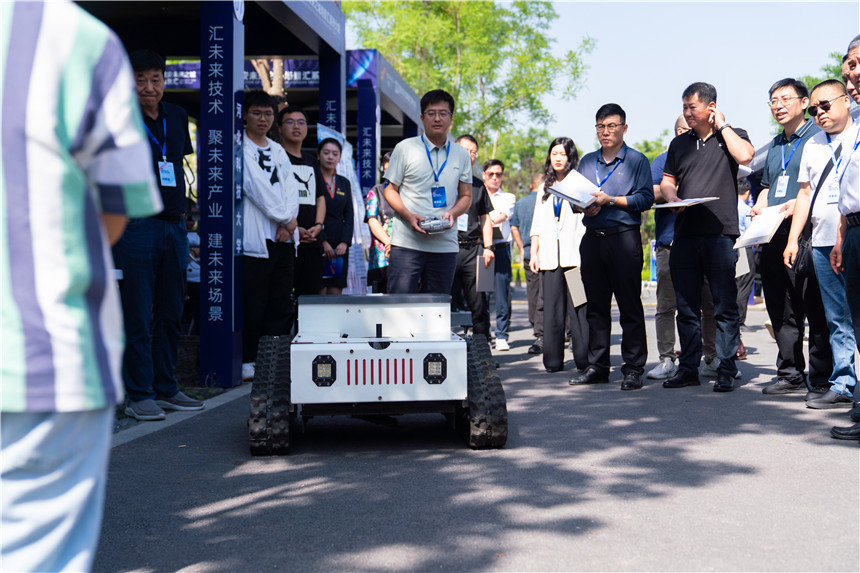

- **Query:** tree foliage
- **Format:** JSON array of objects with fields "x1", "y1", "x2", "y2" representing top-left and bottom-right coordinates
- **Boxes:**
[
  {"x1": 770, "y1": 51, "x2": 845, "y2": 134},
  {"x1": 343, "y1": 0, "x2": 594, "y2": 153}
]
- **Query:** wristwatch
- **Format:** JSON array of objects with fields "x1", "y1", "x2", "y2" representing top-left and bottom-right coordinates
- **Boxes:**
[
  {"x1": 609, "y1": 196, "x2": 616, "y2": 207},
  {"x1": 483, "y1": 245, "x2": 494, "y2": 252},
  {"x1": 717, "y1": 124, "x2": 731, "y2": 134},
  {"x1": 314, "y1": 222, "x2": 325, "y2": 230}
]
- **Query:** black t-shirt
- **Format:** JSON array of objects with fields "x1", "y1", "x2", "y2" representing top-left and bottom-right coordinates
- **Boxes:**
[
  {"x1": 664, "y1": 127, "x2": 750, "y2": 237},
  {"x1": 286, "y1": 151, "x2": 326, "y2": 245},
  {"x1": 458, "y1": 176, "x2": 493, "y2": 243},
  {"x1": 143, "y1": 101, "x2": 193, "y2": 215}
]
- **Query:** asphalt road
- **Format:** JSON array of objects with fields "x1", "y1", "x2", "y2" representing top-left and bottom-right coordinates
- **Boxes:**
[{"x1": 94, "y1": 291, "x2": 859, "y2": 572}]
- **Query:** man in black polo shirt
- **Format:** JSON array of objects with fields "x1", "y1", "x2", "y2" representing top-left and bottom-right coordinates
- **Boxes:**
[
  {"x1": 752, "y1": 78, "x2": 831, "y2": 398},
  {"x1": 277, "y1": 106, "x2": 327, "y2": 299},
  {"x1": 660, "y1": 82, "x2": 755, "y2": 393},
  {"x1": 113, "y1": 50, "x2": 203, "y2": 420},
  {"x1": 569, "y1": 103, "x2": 654, "y2": 391},
  {"x1": 451, "y1": 134, "x2": 494, "y2": 337}
]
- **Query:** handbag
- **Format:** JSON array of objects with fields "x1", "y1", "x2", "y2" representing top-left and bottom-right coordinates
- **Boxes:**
[{"x1": 793, "y1": 143, "x2": 841, "y2": 277}]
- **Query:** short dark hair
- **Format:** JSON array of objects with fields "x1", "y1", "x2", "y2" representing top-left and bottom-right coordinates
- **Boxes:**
[
  {"x1": 737, "y1": 177, "x2": 751, "y2": 193},
  {"x1": 317, "y1": 137, "x2": 343, "y2": 154},
  {"x1": 595, "y1": 103, "x2": 626, "y2": 124},
  {"x1": 420, "y1": 89, "x2": 455, "y2": 114},
  {"x1": 848, "y1": 34, "x2": 860, "y2": 54},
  {"x1": 811, "y1": 79, "x2": 847, "y2": 97},
  {"x1": 380, "y1": 151, "x2": 392, "y2": 169},
  {"x1": 768, "y1": 78, "x2": 809, "y2": 100},
  {"x1": 129, "y1": 49, "x2": 165, "y2": 74},
  {"x1": 277, "y1": 105, "x2": 307, "y2": 126},
  {"x1": 244, "y1": 90, "x2": 276, "y2": 113},
  {"x1": 456, "y1": 134, "x2": 478, "y2": 148},
  {"x1": 682, "y1": 82, "x2": 717, "y2": 105},
  {"x1": 483, "y1": 159, "x2": 504, "y2": 173}
]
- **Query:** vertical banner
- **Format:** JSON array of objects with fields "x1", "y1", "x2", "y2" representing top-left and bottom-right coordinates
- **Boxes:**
[
  {"x1": 198, "y1": 2, "x2": 244, "y2": 387},
  {"x1": 356, "y1": 79, "x2": 378, "y2": 198},
  {"x1": 318, "y1": 46, "x2": 345, "y2": 133}
]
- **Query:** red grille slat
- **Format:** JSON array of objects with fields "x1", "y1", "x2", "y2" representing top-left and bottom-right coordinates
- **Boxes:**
[
  {"x1": 363, "y1": 359, "x2": 366, "y2": 385},
  {"x1": 347, "y1": 359, "x2": 350, "y2": 385},
  {"x1": 410, "y1": 358, "x2": 414, "y2": 384}
]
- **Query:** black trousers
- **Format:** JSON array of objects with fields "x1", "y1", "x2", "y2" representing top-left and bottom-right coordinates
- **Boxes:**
[
  {"x1": 295, "y1": 244, "x2": 323, "y2": 296},
  {"x1": 580, "y1": 228, "x2": 647, "y2": 374},
  {"x1": 760, "y1": 230, "x2": 832, "y2": 387},
  {"x1": 541, "y1": 266, "x2": 588, "y2": 371},
  {"x1": 523, "y1": 258, "x2": 544, "y2": 338},
  {"x1": 242, "y1": 241, "x2": 295, "y2": 363},
  {"x1": 452, "y1": 244, "x2": 490, "y2": 336}
]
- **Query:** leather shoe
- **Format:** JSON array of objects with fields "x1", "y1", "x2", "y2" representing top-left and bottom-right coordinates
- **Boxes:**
[
  {"x1": 761, "y1": 378, "x2": 804, "y2": 395},
  {"x1": 569, "y1": 367, "x2": 609, "y2": 385},
  {"x1": 806, "y1": 390, "x2": 853, "y2": 409},
  {"x1": 850, "y1": 407, "x2": 860, "y2": 423},
  {"x1": 620, "y1": 372, "x2": 643, "y2": 391},
  {"x1": 805, "y1": 386, "x2": 830, "y2": 401},
  {"x1": 663, "y1": 369, "x2": 701, "y2": 388},
  {"x1": 713, "y1": 373, "x2": 734, "y2": 392},
  {"x1": 830, "y1": 422, "x2": 860, "y2": 440},
  {"x1": 545, "y1": 365, "x2": 563, "y2": 373},
  {"x1": 528, "y1": 337, "x2": 543, "y2": 355}
]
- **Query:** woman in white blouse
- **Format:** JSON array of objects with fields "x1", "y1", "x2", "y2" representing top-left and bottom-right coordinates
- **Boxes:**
[{"x1": 529, "y1": 137, "x2": 589, "y2": 373}]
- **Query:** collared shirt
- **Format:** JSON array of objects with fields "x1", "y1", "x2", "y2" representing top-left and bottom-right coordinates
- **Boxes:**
[
  {"x1": 839, "y1": 121, "x2": 860, "y2": 215},
  {"x1": 143, "y1": 100, "x2": 194, "y2": 215},
  {"x1": 650, "y1": 151, "x2": 676, "y2": 247},
  {"x1": 510, "y1": 191, "x2": 538, "y2": 259},
  {"x1": 761, "y1": 118, "x2": 819, "y2": 207},
  {"x1": 384, "y1": 134, "x2": 472, "y2": 253},
  {"x1": 1, "y1": 0, "x2": 162, "y2": 413},
  {"x1": 577, "y1": 145, "x2": 654, "y2": 229},
  {"x1": 456, "y1": 176, "x2": 492, "y2": 244},
  {"x1": 489, "y1": 188, "x2": 516, "y2": 244}
]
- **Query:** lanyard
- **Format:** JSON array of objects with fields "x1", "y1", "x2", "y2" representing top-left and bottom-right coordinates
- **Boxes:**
[
  {"x1": 324, "y1": 175, "x2": 336, "y2": 199},
  {"x1": 553, "y1": 195, "x2": 562, "y2": 219},
  {"x1": 826, "y1": 123, "x2": 860, "y2": 179},
  {"x1": 421, "y1": 135, "x2": 450, "y2": 183},
  {"x1": 780, "y1": 136, "x2": 802, "y2": 175},
  {"x1": 143, "y1": 116, "x2": 167, "y2": 161},
  {"x1": 594, "y1": 144, "x2": 625, "y2": 189}
]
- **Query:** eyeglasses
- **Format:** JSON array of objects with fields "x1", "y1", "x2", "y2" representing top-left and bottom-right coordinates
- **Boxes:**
[
  {"x1": 808, "y1": 97, "x2": 842, "y2": 117},
  {"x1": 485, "y1": 171, "x2": 503, "y2": 178},
  {"x1": 595, "y1": 123, "x2": 624, "y2": 133},
  {"x1": 248, "y1": 110, "x2": 274, "y2": 118},
  {"x1": 423, "y1": 110, "x2": 452, "y2": 119},
  {"x1": 768, "y1": 95, "x2": 801, "y2": 108},
  {"x1": 282, "y1": 118, "x2": 307, "y2": 126}
]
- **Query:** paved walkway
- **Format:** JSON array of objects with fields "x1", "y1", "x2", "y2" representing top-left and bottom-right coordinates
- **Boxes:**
[{"x1": 95, "y1": 291, "x2": 859, "y2": 572}]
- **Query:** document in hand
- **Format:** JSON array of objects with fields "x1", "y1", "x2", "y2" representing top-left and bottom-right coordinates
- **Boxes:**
[
  {"x1": 734, "y1": 205, "x2": 787, "y2": 249},
  {"x1": 547, "y1": 170, "x2": 599, "y2": 209},
  {"x1": 476, "y1": 256, "x2": 495, "y2": 292},
  {"x1": 652, "y1": 197, "x2": 719, "y2": 209}
]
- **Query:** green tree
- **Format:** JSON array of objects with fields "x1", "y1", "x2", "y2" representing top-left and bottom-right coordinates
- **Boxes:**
[
  {"x1": 631, "y1": 131, "x2": 668, "y2": 270},
  {"x1": 343, "y1": 0, "x2": 594, "y2": 151},
  {"x1": 490, "y1": 126, "x2": 552, "y2": 197}
]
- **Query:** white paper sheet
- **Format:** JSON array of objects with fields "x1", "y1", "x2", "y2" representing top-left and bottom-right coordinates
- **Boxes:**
[
  {"x1": 564, "y1": 267, "x2": 587, "y2": 307},
  {"x1": 547, "y1": 170, "x2": 599, "y2": 209},
  {"x1": 652, "y1": 197, "x2": 720, "y2": 209},
  {"x1": 734, "y1": 205, "x2": 787, "y2": 249}
]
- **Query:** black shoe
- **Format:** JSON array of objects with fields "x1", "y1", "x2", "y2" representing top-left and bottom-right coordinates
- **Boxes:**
[
  {"x1": 621, "y1": 372, "x2": 643, "y2": 391},
  {"x1": 850, "y1": 407, "x2": 860, "y2": 423},
  {"x1": 545, "y1": 365, "x2": 563, "y2": 373},
  {"x1": 830, "y1": 422, "x2": 860, "y2": 440},
  {"x1": 528, "y1": 337, "x2": 543, "y2": 355},
  {"x1": 663, "y1": 369, "x2": 701, "y2": 388},
  {"x1": 806, "y1": 390, "x2": 853, "y2": 409},
  {"x1": 569, "y1": 367, "x2": 609, "y2": 386},
  {"x1": 761, "y1": 378, "x2": 804, "y2": 395},
  {"x1": 805, "y1": 386, "x2": 830, "y2": 401},
  {"x1": 713, "y1": 373, "x2": 734, "y2": 392}
]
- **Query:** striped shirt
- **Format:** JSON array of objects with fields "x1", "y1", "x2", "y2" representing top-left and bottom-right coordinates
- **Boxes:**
[{"x1": 1, "y1": 1, "x2": 162, "y2": 413}]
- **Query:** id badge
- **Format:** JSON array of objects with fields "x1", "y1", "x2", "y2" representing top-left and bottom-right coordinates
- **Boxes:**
[
  {"x1": 774, "y1": 175, "x2": 789, "y2": 198},
  {"x1": 457, "y1": 213, "x2": 469, "y2": 232},
  {"x1": 431, "y1": 185, "x2": 447, "y2": 208},
  {"x1": 826, "y1": 179, "x2": 840, "y2": 204},
  {"x1": 158, "y1": 161, "x2": 177, "y2": 187}
]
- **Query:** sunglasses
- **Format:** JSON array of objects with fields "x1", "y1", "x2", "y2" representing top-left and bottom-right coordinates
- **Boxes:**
[{"x1": 808, "y1": 96, "x2": 842, "y2": 117}]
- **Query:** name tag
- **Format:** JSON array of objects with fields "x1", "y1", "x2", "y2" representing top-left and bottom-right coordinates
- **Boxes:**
[
  {"x1": 826, "y1": 179, "x2": 840, "y2": 204},
  {"x1": 336, "y1": 190, "x2": 345, "y2": 196},
  {"x1": 774, "y1": 175, "x2": 789, "y2": 198},
  {"x1": 457, "y1": 213, "x2": 469, "y2": 231},
  {"x1": 431, "y1": 185, "x2": 447, "y2": 208},
  {"x1": 158, "y1": 161, "x2": 177, "y2": 187}
]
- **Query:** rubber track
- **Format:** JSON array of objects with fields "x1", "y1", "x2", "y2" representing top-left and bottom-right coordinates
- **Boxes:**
[
  {"x1": 465, "y1": 334, "x2": 508, "y2": 449},
  {"x1": 248, "y1": 335, "x2": 292, "y2": 456}
]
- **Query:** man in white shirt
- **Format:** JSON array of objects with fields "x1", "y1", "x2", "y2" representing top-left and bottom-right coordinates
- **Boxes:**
[
  {"x1": 485, "y1": 160, "x2": 516, "y2": 350},
  {"x1": 784, "y1": 80, "x2": 857, "y2": 410}
]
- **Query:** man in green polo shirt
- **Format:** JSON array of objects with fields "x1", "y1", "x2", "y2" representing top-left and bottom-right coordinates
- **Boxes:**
[{"x1": 384, "y1": 89, "x2": 473, "y2": 294}]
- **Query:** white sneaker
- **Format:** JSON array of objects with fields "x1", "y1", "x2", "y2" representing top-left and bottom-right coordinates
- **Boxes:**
[
  {"x1": 242, "y1": 362, "x2": 255, "y2": 381},
  {"x1": 646, "y1": 357, "x2": 678, "y2": 380},
  {"x1": 495, "y1": 338, "x2": 510, "y2": 351},
  {"x1": 701, "y1": 358, "x2": 742, "y2": 379}
]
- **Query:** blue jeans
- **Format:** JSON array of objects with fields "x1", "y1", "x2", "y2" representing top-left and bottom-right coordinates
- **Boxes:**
[
  {"x1": 1, "y1": 408, "x2": 114, "y2": 573},
  {"x1": 112, "y1": 218, "x2": 188, "y2": 402},
  {"x1": 387, "y1": 246, "x2": 457, "y2": 294},
  {"x1": 493, "y1": 243, "x2": 512, "y2": 340},
  {"x1": 670, "y1": 235, "x2": 740, "y2": 377},
  {"x1": 812, "y1": 246, "x2": 857, "y2": 397}
]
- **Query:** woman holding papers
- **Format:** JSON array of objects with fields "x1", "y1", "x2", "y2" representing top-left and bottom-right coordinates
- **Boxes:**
[{"x1": 529, "y1": 138, "x2": 589, "y2": 373}]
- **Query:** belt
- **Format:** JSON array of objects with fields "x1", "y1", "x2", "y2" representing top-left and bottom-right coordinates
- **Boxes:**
[
  {"x1": 847, "y1": 212, "x2": 860, "y2": 228},
  {"x1": 458, "y1": 239, "x2": 480, "y2": 248},
  {"x1": 152, "y1": 211, "x2": 186, "y2": 224},
  {"x1": 586, "y1": 224, "x2": 638, "y2": 237}
]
